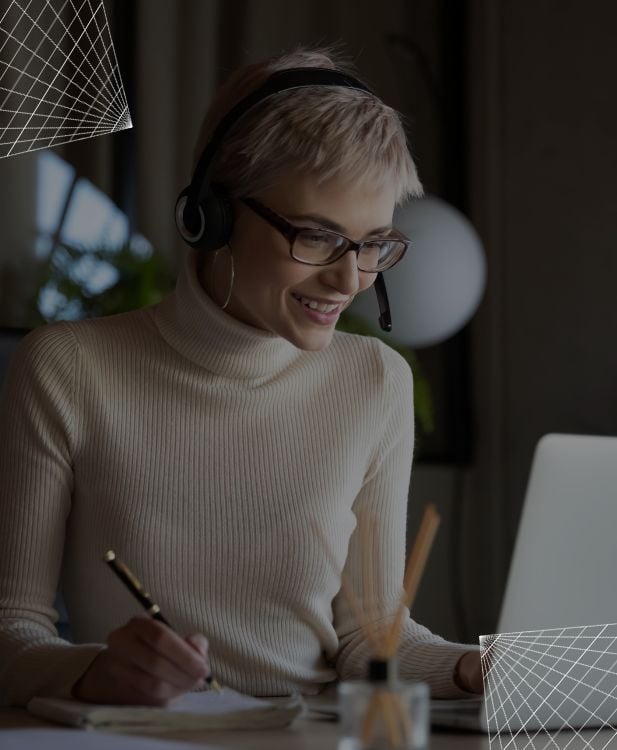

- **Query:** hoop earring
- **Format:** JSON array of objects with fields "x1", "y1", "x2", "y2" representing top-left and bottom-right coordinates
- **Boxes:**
[{"x1": 211, "y1": 245, "x2": 235, "y2": 310}]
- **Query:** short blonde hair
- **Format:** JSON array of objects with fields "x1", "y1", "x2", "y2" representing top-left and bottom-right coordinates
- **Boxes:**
[{"x1": 192, "y1": 47, "x2": 423, "y2": 205}]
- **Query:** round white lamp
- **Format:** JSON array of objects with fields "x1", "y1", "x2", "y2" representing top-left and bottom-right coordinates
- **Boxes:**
[{"x1": 350, "y1": 195, "x2": 487, "y2": 347}]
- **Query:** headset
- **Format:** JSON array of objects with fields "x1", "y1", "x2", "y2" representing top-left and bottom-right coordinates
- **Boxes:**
[{"x1": 175, "y1": 67, "x2": 393, "y2": 332}]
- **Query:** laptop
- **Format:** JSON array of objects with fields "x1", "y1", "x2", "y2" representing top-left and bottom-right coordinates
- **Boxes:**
[{"x1": 433, "y1": 433, "x2": 617, "y2": 733}]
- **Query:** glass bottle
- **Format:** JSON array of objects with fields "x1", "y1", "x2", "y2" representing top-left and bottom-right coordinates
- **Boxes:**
[{"x1": 338, "y1": 659, "x2": 429, "y2": 750}]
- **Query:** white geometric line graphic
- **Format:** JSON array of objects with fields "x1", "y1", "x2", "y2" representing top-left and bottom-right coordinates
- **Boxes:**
[
  {"x1": 497, "y1": 638, "x2": 616, "y2": 749},
  {"x1": 0, "y1": 0, "x2": 131, "y2": 158},
  {"x1": 492, "y1": 633, "x2": 613, "y2": 747},
  {"x1": 480, "y1": 623, "x2": 617, "y2": 749}
]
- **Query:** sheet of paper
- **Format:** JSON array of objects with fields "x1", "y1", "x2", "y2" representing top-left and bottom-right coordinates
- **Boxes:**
[
  {"x1": 1, "y1": 728, "x2": 222, "y2": 750},
  {"x1": 166, "y1": 688, "x2": 275, "y2": 714}
]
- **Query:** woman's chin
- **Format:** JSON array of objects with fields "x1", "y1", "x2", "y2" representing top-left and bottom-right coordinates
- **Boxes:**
[{"x1": 285, "y1": 323, "x2": 336, "y2": 352}]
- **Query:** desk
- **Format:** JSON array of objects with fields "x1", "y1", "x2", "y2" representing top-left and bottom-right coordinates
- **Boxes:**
[
  {"x1": 3, "y1": 708, "x2": 616, "y2": 749},
  {"x1": 0, "y1": 706, "x2": 492, "y2": 749}
]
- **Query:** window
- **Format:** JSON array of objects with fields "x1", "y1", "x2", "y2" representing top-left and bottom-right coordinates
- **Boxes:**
[{"x1": 35, "y1": 151, "x2": 155, "y2": 321}]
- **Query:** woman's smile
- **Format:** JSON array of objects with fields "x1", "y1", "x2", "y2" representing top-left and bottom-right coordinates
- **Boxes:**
[{"x1": 291, "y1": 293, "x2": 343, "y2": 325}]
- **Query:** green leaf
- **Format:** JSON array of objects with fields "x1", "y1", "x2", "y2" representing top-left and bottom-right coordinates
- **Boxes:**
[{"x1": 30, "y1": 240, "x2": 176, "y2": 323}]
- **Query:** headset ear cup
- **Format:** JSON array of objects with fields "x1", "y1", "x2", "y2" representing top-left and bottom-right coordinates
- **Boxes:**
[
  {"x1": 200, "y1": 183, "x2": 234, "y2": 251},
  {"x1": 175, "y1": 187, "x2": 204, "y2": 245},
  {"x1": 175, "y1": 185, "x2": 234, "y2": 251}
]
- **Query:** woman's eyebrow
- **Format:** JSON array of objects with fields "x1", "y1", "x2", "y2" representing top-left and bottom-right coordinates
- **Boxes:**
[{"x1": 286, "y1": 212, "x2": 392, "y2": 236}]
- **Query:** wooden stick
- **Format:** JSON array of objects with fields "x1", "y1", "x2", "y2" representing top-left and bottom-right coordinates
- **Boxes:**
[
  {"x1": 380, "y1": 691, "x2": 404, "y2": 748},
  {"x1": 361, "y1": 687, "x2": 382, "y2": 744},
  {"x1": 314, "y1": 506, "x2": 440, "y2": 747},
  {"x1": 393, "y1": 689, "x2": 413, "y2": 740},
  {"x1": 361, "y1": 506, "x2": 440, "y2": 748},
  {"x1": 360, "y1": 511, "x2": 386, "y2": 656},
  {"x1": 309, "y1": 517, "x2": 382, "y2": 654},
  {"x1": 361, "y1": 688, "x2": 403, "y2": 748},
  {"x1": 384, "y1": 503, "x2": 441, "y2": 657}
]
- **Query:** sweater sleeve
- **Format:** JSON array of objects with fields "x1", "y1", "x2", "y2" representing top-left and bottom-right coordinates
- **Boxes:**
[
  {"x1": 332, "y1": 342, "x2": 475, "y2": 698},
  {"x1": 0, "y1": 324, "x2": 104, "y2": 707}
]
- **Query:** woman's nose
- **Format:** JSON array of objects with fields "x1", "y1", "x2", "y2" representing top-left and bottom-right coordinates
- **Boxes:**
[{"x1": 322, "y1": 249, "x2": 361, "y2": 296}]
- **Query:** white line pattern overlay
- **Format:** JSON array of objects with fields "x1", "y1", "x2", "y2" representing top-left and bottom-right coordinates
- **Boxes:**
[
  {"x1": 0, "y1": 0, "x2": 131, "y2": 158},
  {"x1": 481, "y1": 623, "x2": 617, "y2": 749}
]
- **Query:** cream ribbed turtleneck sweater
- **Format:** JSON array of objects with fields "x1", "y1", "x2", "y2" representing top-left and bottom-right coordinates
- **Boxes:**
[{"x1": 0, "y1": 250, "x2": 473, "y2": 707}]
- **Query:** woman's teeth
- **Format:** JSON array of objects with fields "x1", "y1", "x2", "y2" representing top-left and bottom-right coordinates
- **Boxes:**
[{"x1": 293, "y1": 294, "x2": 339, "y2": 313}]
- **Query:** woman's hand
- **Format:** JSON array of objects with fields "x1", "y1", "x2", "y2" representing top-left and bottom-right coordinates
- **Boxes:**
[
  {"x1": 72, "y1": 616, "x2": 211, "y2": 705},
  {"x1": 453, "y1": 650, "x2": 484, "y2": 694}
]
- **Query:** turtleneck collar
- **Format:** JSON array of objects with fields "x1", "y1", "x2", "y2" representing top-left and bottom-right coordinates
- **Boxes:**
[{"x1": 153, "y1": 249, "x2": 300, "y2": 381}]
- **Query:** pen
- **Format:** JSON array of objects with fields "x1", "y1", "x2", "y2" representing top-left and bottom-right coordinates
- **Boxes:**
[{"x1": 104, "y1": 549, "x2": 221, "y2": 691}]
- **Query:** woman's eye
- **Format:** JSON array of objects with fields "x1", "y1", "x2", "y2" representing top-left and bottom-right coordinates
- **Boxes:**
[{"x1": 300, "y1": 231, "x2": 333, "y2": 245}]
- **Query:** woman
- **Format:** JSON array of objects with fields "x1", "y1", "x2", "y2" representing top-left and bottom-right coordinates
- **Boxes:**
[{"x1": 0, "y1": 47, "x2": 482, "y2": 707}]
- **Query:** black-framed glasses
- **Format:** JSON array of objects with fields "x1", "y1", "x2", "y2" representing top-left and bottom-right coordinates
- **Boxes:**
[{"x1": 241, "y1": 197, "x2": 410, "y2": 273}]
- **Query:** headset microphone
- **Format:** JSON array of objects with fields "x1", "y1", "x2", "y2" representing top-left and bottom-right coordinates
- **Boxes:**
[
  {"x1": 374, "y1": 273, "x2": 392, "y2": 332},
  {"x1": 175, "y1": 67, "x2": 393, "y2": 332}
]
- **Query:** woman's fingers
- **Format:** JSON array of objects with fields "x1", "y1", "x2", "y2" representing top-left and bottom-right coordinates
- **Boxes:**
[
  {"x1": 73, "y1": 649, "x2": 171, "y2": 706},
  {"x1": 73, "y1": 619, "x2": 212, "y2": 705},
  {"x1": 107, "y1": 626, "x2": 204, "y2": 691},
  {"x1": 186, "y1": 632, "x2": 209, "y2": 658},
  {"x1": 185, "y1": 632, "x2": 212, "y2": 685},
  {"x1": 124, "y1": 616, "x2": 210, "y2": 683},
  {"x1": 103, "y1": 652, "x2": 176, "y2": 706}
]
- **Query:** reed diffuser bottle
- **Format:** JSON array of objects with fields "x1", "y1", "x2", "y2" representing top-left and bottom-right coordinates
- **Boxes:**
[
  {"x1": 338, "y1": 658, "x2": 429, "y2": 750},
  {"x1": 330, "y1": 504, "x2": 440, "y2": 750}
]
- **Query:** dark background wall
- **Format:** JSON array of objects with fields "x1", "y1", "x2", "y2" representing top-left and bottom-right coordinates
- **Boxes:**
[{"x1": 458, "y1": 0, "x2": 617, "y2": 640}]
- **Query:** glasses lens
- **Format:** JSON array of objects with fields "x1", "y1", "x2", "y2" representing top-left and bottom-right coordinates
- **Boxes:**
[
  {"x1": 294, "y1": 229, "x2": 347, "y2": 263},
  {"x1": 358, "y1": 240, "x2": 408, "y2": 272}
]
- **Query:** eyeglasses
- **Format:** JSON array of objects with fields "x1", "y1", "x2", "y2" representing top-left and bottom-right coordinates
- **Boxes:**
[{"x1": 241, "y1": 197, "x2": 410, "y2": 273}]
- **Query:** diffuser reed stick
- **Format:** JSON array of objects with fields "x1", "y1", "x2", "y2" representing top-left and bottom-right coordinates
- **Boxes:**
[
  {"x1": 359, "y1": 503, "x2": 440, "y2": 747},
  {"x1": 384, "y1": 503, "x2": 441, "y2": 658},
  {"x1": 325, "y1": 503, "x2": 439, "y2": 748},
  {"x1": 314, "y1": 504, "x2": 440, "y2": 747},
  {"x1": 310, "y1": 519, "x2": 383, "y2": 655}
]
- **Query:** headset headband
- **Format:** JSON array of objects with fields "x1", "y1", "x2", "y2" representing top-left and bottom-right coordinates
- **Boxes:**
[{"x1": 184, "y1": 68, "x2": 374, "y2": 225}]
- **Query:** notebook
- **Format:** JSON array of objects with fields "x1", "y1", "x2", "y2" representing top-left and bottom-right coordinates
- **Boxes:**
[{"x1": 27, "y1": 687, "x2": 304, "y2": 734}]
